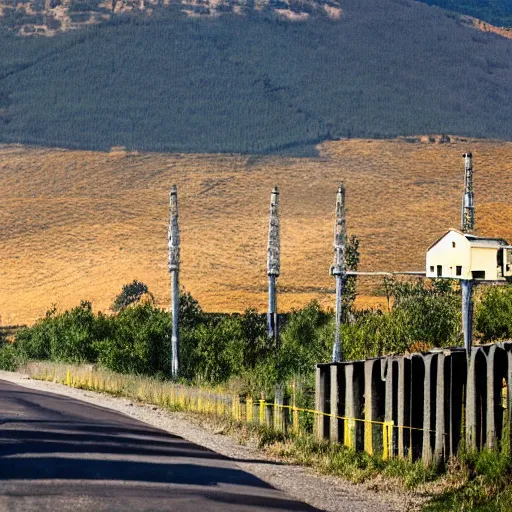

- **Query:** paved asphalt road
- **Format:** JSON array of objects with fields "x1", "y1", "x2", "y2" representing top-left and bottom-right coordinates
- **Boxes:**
[{"x1": 0, "y1": 380, "x2": 320, "y2": 512}]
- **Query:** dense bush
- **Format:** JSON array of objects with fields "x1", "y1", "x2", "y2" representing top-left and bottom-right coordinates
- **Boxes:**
[
  {"x1": 340, "y1": 310, "x2": 410, "y2": 361},
  {"x1": 180, "y1": 305, "x2": 269, "y2": 384},
  {"x1": 476, "y1": 285, "x2": 512, "y2": 342},
  {"x1": 96, "y1": 303, "x2": 171, "y2": 375},
  {"x1": 10, "y1": 280, "x2": 457, "y2": 385},
  {"x1": 10, "y1": 289, "x2": 272, "y2": 384},
  {"x1": 15, "y1": 301, "x2": 101, "y2": 362},
  {"x1": 191, "y1": 317, "x2": 245, "y2": 384},
  {"x1": 0, "y1": 343, "x2": 25, "y2": 371},
  {"x1": 387, "y1": 279, "x2": 461, "y2": 348},
  {"x1": 276, "y1": 301, "x2": 332, "y2": 380}
]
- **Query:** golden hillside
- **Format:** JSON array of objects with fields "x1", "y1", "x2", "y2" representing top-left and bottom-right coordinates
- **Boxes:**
[{"x1": 1, "y1": 137, "x2": 512, "y2": 325}]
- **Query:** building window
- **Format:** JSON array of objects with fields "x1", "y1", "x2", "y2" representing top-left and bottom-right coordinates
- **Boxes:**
[
  {"x1": 472, "y1": 270, "x2": 486, "y2": 280},
  {"x1": 430, "y1": 266, "x2": 434, "y2": 273},
  {"x1": 452, "y1": 241, "x2": 456, "y2": 248},
  {"x1": 437, "y1": 265, "x2": 442, "y2": 277},
  {"x1": 456, "y1": 266, "x2": 462, "y2": 276}
]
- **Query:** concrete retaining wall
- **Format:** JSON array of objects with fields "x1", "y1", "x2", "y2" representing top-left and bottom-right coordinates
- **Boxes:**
[{"x1": 315, "y1": 342, "x2": 512, "y2": 463}]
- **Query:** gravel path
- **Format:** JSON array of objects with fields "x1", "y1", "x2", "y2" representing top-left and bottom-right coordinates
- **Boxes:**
[{"x1": 0, "y1": 370, "x2": 426, "y2": 512}]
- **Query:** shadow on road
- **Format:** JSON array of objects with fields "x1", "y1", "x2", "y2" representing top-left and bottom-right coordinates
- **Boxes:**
[{"x1": 0, "y1": 380, "x2": 320, "y2": 511}]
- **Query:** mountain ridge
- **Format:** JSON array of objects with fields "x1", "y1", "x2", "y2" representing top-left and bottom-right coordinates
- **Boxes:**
[
  {"x1": 0, "y1": 0, "x2": 343, "y2": 35},
  {"x1": 2, "y1": 0, "x2": 512, "y2": 36}
]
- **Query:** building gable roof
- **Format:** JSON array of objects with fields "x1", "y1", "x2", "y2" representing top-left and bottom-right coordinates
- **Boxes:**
[
  {"x1": 427, "y1": 229, "x2": 469, "y2": 252},
  {"x1": 427, "y1": 229, "x2": 511, "y2": 252}
]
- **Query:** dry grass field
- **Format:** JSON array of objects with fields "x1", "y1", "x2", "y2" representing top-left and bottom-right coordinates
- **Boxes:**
[{"x1": 1, "y1": 137, "x2": 512, "y2": 325}]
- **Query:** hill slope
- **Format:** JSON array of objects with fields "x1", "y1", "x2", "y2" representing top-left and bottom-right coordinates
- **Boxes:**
[
  {"x1": 0, "y1": 0, "x2": 512, "y2": 155},
  {"x1": 1, "y1": 137, "x2": 512, "y2": 324}
]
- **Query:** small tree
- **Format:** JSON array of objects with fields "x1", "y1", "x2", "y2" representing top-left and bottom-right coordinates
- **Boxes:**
[{"x1": 112, "y1": 280, "x2": 153, "y2": 311}]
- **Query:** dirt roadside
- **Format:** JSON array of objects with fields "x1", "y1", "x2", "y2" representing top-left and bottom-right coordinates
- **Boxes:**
[{"x1": 0, "y1": 370, "x2": 426, "y2": 512}]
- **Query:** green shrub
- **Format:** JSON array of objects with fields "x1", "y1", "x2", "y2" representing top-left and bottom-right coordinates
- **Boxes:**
[
  {"x1": 239, "y1": 309, "x2": 269, "y2": 369},
  {"x1": 12, "y1": 279, "x2": 466, "y2": 390},
  {"x1": 0, "y1": 343, "x2": 24, "y2": 371},
  {"x1": 192, "y1": 316, "x2": 245, "y2": 384},
  {"x1": 50, "y1": 301, "x2": 99, "y2": 362},
  {"x1": 16, "y1": 301, "x2": 110, "y2": 364},
  {"x1": 276, "y1": 301, "x2": 331, "y2": 381},
  {"x1": 475, "y1": 286, "x2": 512, "y2": 342},
  {"x1": 96, "y1": 303, "x2": 172, "y2": 375},
  {"x1": 179, "y1": 290, "x2": 207, "y2": 329},
  {"x1": 15, "y1": 301, "x2": 103, "y2": 363},
  {"x1": 15, "y1": 306, "x2": 57, "y2": 360},
  {"x1": 389, "y1": 279, "x2": 461, "y2": 348},
  {"x1": 180, "y1": 307, "x2": 269, "y2": 385},
  {"x1": 340, "y1": 309, "x2": 410, "y2": 361}
]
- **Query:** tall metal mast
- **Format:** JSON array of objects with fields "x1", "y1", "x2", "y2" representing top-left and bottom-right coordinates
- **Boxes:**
[
  {"x1": 267, "y1": 186, "x2": 280, "y2": 346},
  {"x1": 460, "y1": 153, "x2": 475, "y2": 358},
  {"x1": 331, "y1": 184, "x2": 346, "y2": 363},
  {"x1": 168, "y1": 185, "x2": 180, "y2": 377},
  {"x1": 461, "y1": 152, "x2": 475, "y2": 233}
]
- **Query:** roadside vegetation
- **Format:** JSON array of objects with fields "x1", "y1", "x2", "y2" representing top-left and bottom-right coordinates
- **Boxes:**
[
  {"x1": 3, "y1": 277, "x2": 512, "y2": 510},
  {"x1": 0, "y1": 272, "x2": 465, "y2": 393}
]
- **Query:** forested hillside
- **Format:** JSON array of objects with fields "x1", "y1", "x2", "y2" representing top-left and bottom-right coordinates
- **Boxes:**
[{"x1": 0, "y1": 0, "x2": 512, "y2": 155}]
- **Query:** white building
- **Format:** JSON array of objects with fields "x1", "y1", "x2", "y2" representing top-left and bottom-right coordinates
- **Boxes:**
[{"x1": 426, "y1": 229, "x2": 512, "y2": 281}]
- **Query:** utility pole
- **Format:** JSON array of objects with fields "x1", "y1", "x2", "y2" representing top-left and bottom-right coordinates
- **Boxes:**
[
  {"x1": 330, "y1": 184, "x2": 346, "y2": 363},
  {"x1": 267, "y1": 186, "x2": 280, "y2": 346},
  {"x1": 168, "y1": 185, "x2": 180, "y2": 377},
  {"x1": 460, "y1": 153, "x2": 475, "y2": 358}
]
